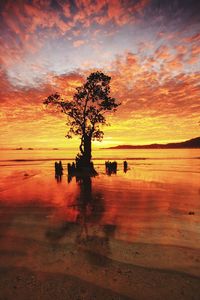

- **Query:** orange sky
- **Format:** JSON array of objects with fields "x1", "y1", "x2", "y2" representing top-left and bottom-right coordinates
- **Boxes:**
[{"x1": 0, "y1": 0, "x2": 199, "y2": 148}]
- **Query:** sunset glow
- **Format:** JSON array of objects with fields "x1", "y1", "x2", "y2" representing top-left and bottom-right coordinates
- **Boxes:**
[{"x1": 0, "y1": 0, "x2": 199, "y2": 148}]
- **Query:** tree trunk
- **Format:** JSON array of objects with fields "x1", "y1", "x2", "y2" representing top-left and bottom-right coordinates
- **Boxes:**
[
  {"x1": 76, "y1": 133, "x2": 97, "y2": 175},
  {"x1": 83, "y1": 133, "x2": 92, "y2": 166}
]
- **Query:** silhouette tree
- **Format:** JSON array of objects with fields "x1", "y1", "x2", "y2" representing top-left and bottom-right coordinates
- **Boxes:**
[{"x1": 44, "y1": 71, "x2": 120, "y2": 171}]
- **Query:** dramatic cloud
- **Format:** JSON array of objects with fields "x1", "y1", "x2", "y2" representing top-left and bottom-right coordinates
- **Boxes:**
[{"x1": 0, "y1": 0, "x2": 199, "y2": 147}]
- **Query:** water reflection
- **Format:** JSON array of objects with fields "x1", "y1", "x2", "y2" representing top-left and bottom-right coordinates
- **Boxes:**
[
  {"x1": 0, "y1": 156, "x2": 199, "y2": 250},
  {"x1": 68, "y1": 175, "x2": 107, "y2": 240},
  {"x1": 47, "y1": 174, "x2": 117, "y2": 266}
]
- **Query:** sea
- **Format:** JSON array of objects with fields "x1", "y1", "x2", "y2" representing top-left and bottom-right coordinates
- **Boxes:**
[{"x1": 0, "y1": 148, "x2": 199, "y2": 249}]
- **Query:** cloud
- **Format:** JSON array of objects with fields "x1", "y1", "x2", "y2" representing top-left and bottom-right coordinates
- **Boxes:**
[
  {"x1": 165, "y1": 58, "x2": 183, "y2": 71},
  {"x1": 187, "y1": 44, "x2": 200, "y2": 65},
  {"x1": 0, "y1": 0, "x2": 199, "y2": 147},
  {"x1": 183, "y1": 33, "x2": 200, "y2": 43},
  {"x1": 0, "y1": 0, "x2": 151, "y2": 85},
  {"x1": 154, "y1": 45, "x2": 172, "y2": 60},
  {"x1": 107, "y1": 51, "x2": 200, "y2": 140},
  {"x1": 93, "y1": 0, "x2": 149, "y2": 26},
  {"x1": 73, "y1": 39, "x2": 85, "y2": 47},
  {"x1": 0, "y1": 54, "x2": 199, "y2": 147}
]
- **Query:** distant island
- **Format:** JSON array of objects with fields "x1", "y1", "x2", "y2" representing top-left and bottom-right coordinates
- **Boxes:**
[
  {"x1": 14, "y1": 147, "x2": 34, "y2": 150},
  {"x1": 104, "y1": 137, "x2": 200, "y2": 149}
]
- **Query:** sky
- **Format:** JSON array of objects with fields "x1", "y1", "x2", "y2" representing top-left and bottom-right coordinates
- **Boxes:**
[{"x1": 0, "y1": 0, "x2": 200, "y2": 148}]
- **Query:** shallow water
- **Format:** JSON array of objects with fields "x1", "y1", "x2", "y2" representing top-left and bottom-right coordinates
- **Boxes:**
[{"x1": 0, "y1": 149, "x2": 199, "y2": 249}]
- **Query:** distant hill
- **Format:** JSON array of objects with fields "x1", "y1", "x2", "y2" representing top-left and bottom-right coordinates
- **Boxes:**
[{"x1": 104, "y1": 137, "x2": 200, "y2": 149}]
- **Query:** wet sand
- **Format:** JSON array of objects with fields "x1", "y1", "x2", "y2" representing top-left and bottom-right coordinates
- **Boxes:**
[
  {"x1": 0, "y1": 154, "x2": 200, "y2": 299},
  {"x1": 0, "y1": 205, "x2": 199, "y2": 300}
]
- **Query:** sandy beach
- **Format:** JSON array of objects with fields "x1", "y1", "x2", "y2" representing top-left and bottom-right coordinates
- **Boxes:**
[{"x1": 0, "y1": 149, "x2": 200, "y2": 299}]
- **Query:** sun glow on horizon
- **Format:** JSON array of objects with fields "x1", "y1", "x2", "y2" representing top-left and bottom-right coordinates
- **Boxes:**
[{"x1": 0, "y1": 0, "x2": 199, "y2": 149}]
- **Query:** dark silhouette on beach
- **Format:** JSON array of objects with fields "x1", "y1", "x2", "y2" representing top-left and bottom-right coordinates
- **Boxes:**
[
  {"x1": 123, "y1": 160, "x2": 128, "y2": 173},
  {"x1": 67, "y1": 160, "x2": 96, "y2": 181},
  {"x1": 44, "y1": 71, "x2": 120, "y2": 175},
  {"x1": 67, "y1": 162, "x2": 76, "y2": 182},
  {"x1": 105, "y1": 161, "x2": 117, "y2": 175},
  {"x1": 55, "y1": 160, "x2": 63, "y2": 182}
]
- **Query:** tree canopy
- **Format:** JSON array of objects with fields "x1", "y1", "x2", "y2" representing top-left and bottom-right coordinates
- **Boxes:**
[{"x1": 44, "y1": 71, "x2": 120, "y2": 167}]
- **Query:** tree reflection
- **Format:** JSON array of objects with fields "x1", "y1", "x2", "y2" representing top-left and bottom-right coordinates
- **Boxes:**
[
  {"x1": 74, "y1": 175, "x2": 104, "y2": 240},
  {"x1": 47, "y1": 174, "x2": 117, "y2": 267},
  {"x1": 70, "y1": 175, "x2": 116, "y2": 266}
]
